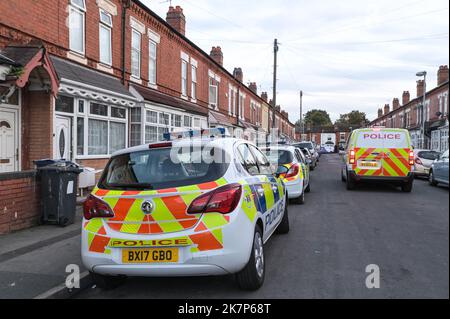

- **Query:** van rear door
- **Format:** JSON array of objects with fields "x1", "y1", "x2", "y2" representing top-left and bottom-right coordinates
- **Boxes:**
[
  {"x1": 381, "y1": 130, "x2": 411, "y2": 177},
  {"x1": 353, "y1": 130, "x2": 385, "y2": 177}
]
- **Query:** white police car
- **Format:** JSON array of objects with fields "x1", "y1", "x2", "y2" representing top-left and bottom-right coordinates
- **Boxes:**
[{"x1": 82, "y1": 129, "x2": 289, "y2": 290}]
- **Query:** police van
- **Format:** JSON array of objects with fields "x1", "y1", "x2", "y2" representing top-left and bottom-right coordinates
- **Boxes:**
[
  {"x1": 341, "y1": 128, "x2": 415, "y2": 192},
  {"x1": 82, "y1": 129, "x2": 289, "y2": 291}
]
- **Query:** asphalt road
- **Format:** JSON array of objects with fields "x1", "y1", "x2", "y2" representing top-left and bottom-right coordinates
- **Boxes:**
[{"x1": 76, "y1": 154, "x2": 449, "y2": 299}]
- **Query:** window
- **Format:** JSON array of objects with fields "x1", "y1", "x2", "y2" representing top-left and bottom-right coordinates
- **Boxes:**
[
  {"x1": 88, "y1": 119, "x2": 108, "y2": 155},
  {"x1": 55, "y1": 96, "x2": 74, "y2": 113},
  {"x1": 111, "y1": 107, "x2": 126, "y2": 119},
  {"x1": 90, "y1": 103, "x2": 108, "y2": 116},
  {"x1": 184, "y1": 116, "x2": 192, "y2": 128},
  {"x1": 249, "y1": 145, "x2": 273, "y2": 175},
  {"x1": 77, "y1": 118, "x2": 84, "y2": 155},
  {"x1": 69, "y1": 0, "x2": 86, "y2": 54},
  {"x1": 191, "y1": 65, "x2": 197, "y2": 100},
  {"x1": 172, "y1": 114, "x2": 182, "y2": 127},
  {"x1": 109, "y1": 122, "x2": 126, "y2": 153},
  {"x1": 145, "y1": 126, "x2": 158, "y2": 143},
  {"x1": 209, "y1": 78, "x2": 218, "y2": 108},
  {"x1": 239, "y1": 94, "x2": 245, "y2": 119},
  {"x1": 149, "y1": 41, "x2": 157, "y2": 85},
  {"x1": 237, "y1": 144, "x2": 259, "y2": 175},
  {"x1": 193, "y1": 118, "x2": 201, "y2": 128},
  {"x1": 99, "y1": 10, "x2": 112, "y2": 65},
  {"x1": 130, "y1": 108, "x2": 141, "y2": 147},
  {"x1": 146, "y1": 110, "x2": 158, "y2": 123},
  {"x1": 131, "y1": 29, "x2": 141, "y2": 78},
  {"x1": 78, "y1": 100, "x2": 85, "y2": 113},
  {"x1": 159, "y1": 113, "x2": 170, "y2": 125},
  {"x1": 181, "y1": 60, "x2": 188, "y2": 96}
]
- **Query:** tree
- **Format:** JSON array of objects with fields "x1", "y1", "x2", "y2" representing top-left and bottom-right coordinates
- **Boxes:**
[
  {"x1": 334, "y1": 110, "x2": 370, "y2": 129},
  {"x1": 304, "y1": 109, "x2": 332, "y2": 127}
]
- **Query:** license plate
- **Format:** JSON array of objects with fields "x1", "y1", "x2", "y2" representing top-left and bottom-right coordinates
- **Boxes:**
[
  {"x1": 360, "y1": 161, "x2": 379, "y2": 168},
  {"x1": 122, "y1": 248, "x2": 179, "y2": 263}
]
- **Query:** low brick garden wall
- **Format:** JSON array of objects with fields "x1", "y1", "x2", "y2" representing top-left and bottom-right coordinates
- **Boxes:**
[{"x1": 0, "y1": 171, "x2": 41, "y2": 234}]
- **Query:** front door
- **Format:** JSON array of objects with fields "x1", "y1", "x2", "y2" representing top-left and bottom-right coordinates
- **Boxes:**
[
  {"x1": 54, "y1": 116, "x2": 72, "y2": 160},
  {"x1": 0, "y1": 109, "x2": 18, "y2": 173}
]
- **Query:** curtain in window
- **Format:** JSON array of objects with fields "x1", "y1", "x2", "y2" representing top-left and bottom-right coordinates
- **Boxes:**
[
  {"x1": 145, "y1": 126, "x2": 158, "y2": 143},
  {"x1": 69, "y1": 9, "x2": 84, "y2": 53},
  {"x1": 110, "y1": 122, "x2": 126, "y2": 153},
  {"x1": 88, "y1": 119, "x2": 108, "y2": 155}
]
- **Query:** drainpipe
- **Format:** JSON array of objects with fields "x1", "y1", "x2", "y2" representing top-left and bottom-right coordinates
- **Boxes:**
[{"x1": 121, "y1": 0, "x2": 131, "y2": 85}]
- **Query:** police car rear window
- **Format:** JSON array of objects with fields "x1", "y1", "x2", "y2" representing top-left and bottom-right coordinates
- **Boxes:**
[
  {"x1": 355, "y1": 131, "x2": 410, "y2": 149},
  {"x1": 99, "y1": 146, "x2": 229, "y2": 190},
  {"x1": 263, "y1": 150, "x2": 294, "y2": 165}
]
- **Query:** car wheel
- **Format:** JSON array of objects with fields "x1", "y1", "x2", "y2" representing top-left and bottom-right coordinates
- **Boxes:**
[
  {"x1": 90, "y1": 272, "x2": 126, "y2": 290},
  {"x1": 310, "y1": 165, "x2": 315, "y2": 171},
  {"x1": 429, "y1": 170, "x2": 438, "y2": 186},
  {"x1": 276, "y1": 201, "x2": 290, "y2": 234},
  {"x1": 341, "y1": 169, "x2": 346, "y2": 182},
  {"x1": 346, "y1": 171, "x2": 356, "y2": 190},
  {"x1": 236, "y1": 225, "x2": 265, "y2": 290},
  {"x1": 401, "y1": 179, "x2": 413, "y2": 193},
  {"x1": 292, "y1": 190, "x2": 305, "y2": 204},
  {"x1": 305, "y1": 180, "x2": 311, "y2": 193}
]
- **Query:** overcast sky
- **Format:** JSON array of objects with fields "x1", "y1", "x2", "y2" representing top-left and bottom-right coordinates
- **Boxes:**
[{"x1": 141, "y1": 0, "x2": 449, "y2": 123}]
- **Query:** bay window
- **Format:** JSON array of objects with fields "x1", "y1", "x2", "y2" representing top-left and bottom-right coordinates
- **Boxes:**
[
  {"x1": 69, "y1": 0, "x2": 86, "y2": 55},
  {"x1": 99, "y1": 9, "x2": 113, "y2": 65}
]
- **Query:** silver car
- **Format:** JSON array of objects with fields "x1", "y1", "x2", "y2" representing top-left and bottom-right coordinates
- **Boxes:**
[
  {"x1": 429, "y1": 150, "x2": 449, "y2": 187},
  {"x1": 413, "y1": 149, "x2": 441, "y2": 177}
]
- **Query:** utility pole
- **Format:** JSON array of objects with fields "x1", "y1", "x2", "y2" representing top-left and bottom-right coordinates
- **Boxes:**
[
  {"x1": 272, "y1": 38, "x2": 279, "y2": 139},
  {"x1": 299, "y1": 90, "x2": 303, "y2": 137}
]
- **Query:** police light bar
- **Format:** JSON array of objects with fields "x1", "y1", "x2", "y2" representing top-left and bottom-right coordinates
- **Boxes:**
[{"x1": 163, "y1": 128, "x2": 230, "y2": 141}]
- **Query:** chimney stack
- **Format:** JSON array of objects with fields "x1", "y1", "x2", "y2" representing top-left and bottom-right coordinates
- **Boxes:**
[
  {"x1": 268, "y1": 99, "x2": 274, "y2": 107},
  {"x1": 210, "y1": 46, "x2": 223, "y2": 66},
  {"x1": 166, "y1": 6, "x2": 186, "y2": 35},
  {"x1": 233, "y1": 67, "x2": 243, "y2": 82},
  {"x1": 438, "y1": 65, "x2": 449, "y2": 86},
  {"x1": 402, "y1": 91, "x2": 410, "y2": 105},
  {"x1": 378, "y1": 108, "x2": 383, "y2": 118},
  {"x1": 249, "y1": 82, "x2": 257, "y2": 94},
  {"x1": 392, "y1": 98, "x2": 400, "y2": 110},
  {"x1": 261, "y1": 92, "x2": 268, "y2": 102},
  {"x1": 417, "y1": 80, "x2": 425, "y2": 97},
  {"x1": 384, "y1": 104, "x2": 390, "y2": 115}
]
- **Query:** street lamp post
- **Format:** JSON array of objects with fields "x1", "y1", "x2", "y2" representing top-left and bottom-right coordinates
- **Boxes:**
[{"x1": 416, "y1": 71, "x2": 427, "y2": 149}]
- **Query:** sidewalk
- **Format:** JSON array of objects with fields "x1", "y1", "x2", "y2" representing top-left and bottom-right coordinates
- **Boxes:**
[{"x1": 0, "y1": 205, "x2": 87, "y2": 299}]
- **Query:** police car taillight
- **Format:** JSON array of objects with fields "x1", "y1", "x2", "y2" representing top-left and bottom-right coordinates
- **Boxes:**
[
  {"x1": 83, "y1": 195, "x2": 115, "y2": 220},
  {"x1": 409, "y1": 150, "x2": 414, "y2": 165},
  {"x1": 349, "y1": 150, "x2": 356, "y2": 164},
  {"x1": 285, "y1": 164, "x2": 299, "y2": 178},
  {"x1": 187, "y1": 184, "x2": 242, "y2": 215}
]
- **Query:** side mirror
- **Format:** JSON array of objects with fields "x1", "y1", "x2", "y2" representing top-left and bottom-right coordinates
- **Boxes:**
[{"x1": 275, "y1": 165, "x2": 289, "y2": 178}]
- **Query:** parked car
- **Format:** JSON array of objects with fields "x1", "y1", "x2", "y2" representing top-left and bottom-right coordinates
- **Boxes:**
[
  {"x1": 261, "y1": 145, "x2": 310, "y2": 204},
  {"x1": 299, "y1": 148, "x2": 316, "y2": 170},
  {"x1": 429, "y1": 150, "x2": 449, "y2": 187},
  {"x1": 292, "y1": 142, "x2": 319, "y2": 167},
  {"x1": 413, "y1": 149, "x2": 441, "y2": 177},
  {"x1": 82, "y1": 128, "x2": 289, "y2": 291}
]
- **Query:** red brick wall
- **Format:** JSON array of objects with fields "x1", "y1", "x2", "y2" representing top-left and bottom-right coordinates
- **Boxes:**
[{"x1": 0, "y1": 172, "x2": 40, "y2": 234}]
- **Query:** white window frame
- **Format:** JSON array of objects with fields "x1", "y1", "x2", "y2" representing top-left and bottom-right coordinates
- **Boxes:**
[
  {"x1": 131, "y1": 29, "x2": 142, "y2": 79},
  {"x1": 191, "y1": 64, "x2": 197, "y2": 101},
  {"x1": 69, "y1": 0, "x2": 86, "y2": 55},
  {"x1": 149, "y1": 40, "x2": 157, "y2": 85},
  {"x1": 181, "y1": 60, "x2": 188, "y2": 97},
  {"x1": 55, "y1": 97, "x2": 128, "y2": 159},
  {"x1": 209, "y1": 77, "x2": 218, "y2": 109},
  {"x1": 99, "y1": 9, "x2": 113, "y2": 66}
]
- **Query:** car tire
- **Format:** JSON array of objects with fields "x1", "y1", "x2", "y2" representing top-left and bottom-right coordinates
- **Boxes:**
[
  {"x1": 292, "y1": 190, "x2": 305, "y2": 204},
  {"x1": 346, "y1": 171, "x2": 356, "y2": 190},
  {"x1": 90, "y1": 272, "x2": 126, "y2": 290},
  {"x1": 401, "y1": 180, "x2": 413, "y2": 193},
  {"x1": 429, "y1": 170, "x2": 438, "y2": 186},
  {"x1": 310, "y1": 165, "x2": 315, "y2": 171},
  {"x1": 276, "y1": 201, "x2": 290, "y2": 234},
  {"x1": 341, "y1": 169, "x2": 346, "y2": 182},
  {"x1": 236, "y1": 225, "x2": 265, "y2": 290},
  {"x1": 305, "y1": 181, "x2": 311, "y2": 193}
]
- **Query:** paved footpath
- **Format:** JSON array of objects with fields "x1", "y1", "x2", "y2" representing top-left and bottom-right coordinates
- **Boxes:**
[{"x1": 0, "y1": 208, "x2": 84, "y2": 299}]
